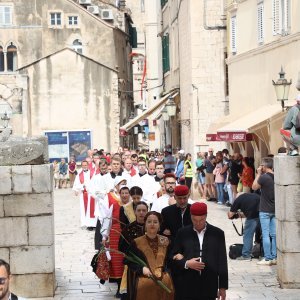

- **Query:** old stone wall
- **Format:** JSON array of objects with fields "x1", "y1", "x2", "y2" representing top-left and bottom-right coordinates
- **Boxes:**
[
  {"x1": 0, "y1": 164, "x2": 55, "y2": 298},
  {"x1": 275, "y1": 155, "x2": 300, "y2": 288}
]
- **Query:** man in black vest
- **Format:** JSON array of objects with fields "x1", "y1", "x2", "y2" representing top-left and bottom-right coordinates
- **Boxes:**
[
  {"x1": 0, "y1": 259, "x2": 25, "y2": 300},
  {"x1": 172, "y1": 202, "x2": 228, "y2": 300}
]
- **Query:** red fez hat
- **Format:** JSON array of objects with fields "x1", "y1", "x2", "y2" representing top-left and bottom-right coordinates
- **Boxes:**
[
  {"x1": 164, "y1": 173, "x2": 176, "y2": 180},
  {"x1": 190, "y1": 202, "x2": 207, "y2": 216},
  {"x1": 174, "y1": 185, "x2": 189, "y2": 196}
]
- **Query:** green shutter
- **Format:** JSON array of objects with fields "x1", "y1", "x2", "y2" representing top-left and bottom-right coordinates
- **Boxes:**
[
  {"x1": 162, "y1": 35, "x2": 170, "y2": 73},
  {"x1": 161, "y1": 0, "x2": 168, "y2": 8},
  {"x1": 129, "y1": 24, "x2": 137, "y2": 48}
]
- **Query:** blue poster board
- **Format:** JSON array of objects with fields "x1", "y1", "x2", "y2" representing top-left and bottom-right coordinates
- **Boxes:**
[
  {"x1": 45, "y1": 132, "x2": 68, "y2": 162},
  {"x1": 69, "y1": 131, "x2": 91, "y2": 161},
  {"x1": 45, "y1": 130, "x2": 91, "y2": 162}
]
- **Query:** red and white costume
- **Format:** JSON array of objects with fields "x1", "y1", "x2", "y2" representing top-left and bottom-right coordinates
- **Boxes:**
[{"x1": 73, "y1": 169, "x2": 97, "y2": 227}]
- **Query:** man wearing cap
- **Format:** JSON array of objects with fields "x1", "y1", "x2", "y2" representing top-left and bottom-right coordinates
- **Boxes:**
[
  {"x1": 172, "y1": 202, "x2": 228, "y2": 300},
  {"x1": 160, "y1": 185, "x2": 193, "y2": 300},
  {"x1": 280, "y1": 94, "x2": 300, "y2": 156}
]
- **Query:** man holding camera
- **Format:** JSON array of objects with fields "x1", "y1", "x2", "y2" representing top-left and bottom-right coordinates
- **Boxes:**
[{"x1": 227, "y1": 192, "x2": 260, "y2": 260}]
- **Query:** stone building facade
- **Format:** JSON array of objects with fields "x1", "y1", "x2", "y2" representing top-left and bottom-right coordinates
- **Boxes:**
[
  {"x1": 0, "y1": 0, "x2": 133, "y2": 153},
  {"x1": 158, "y1": 0, "x2": 228, "y2": 154},
  {"x1": 222, "y1": 0, "x2": 300, "y2": 161}
]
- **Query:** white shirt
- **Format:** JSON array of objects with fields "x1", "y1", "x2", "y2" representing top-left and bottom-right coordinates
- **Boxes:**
[
  {"x1": 151, "y1": 194, "x2": 170, "y2": 213},
  {"x1": 131, "y1": 173, "x2": 157, "y2": 205}
]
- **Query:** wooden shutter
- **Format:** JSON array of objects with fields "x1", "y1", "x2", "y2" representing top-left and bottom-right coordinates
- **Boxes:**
[
  {"x1": 257, "y1": 3, "x2": 264, "y2": 43},
  {"x1": 231, "y1": 16, "x2": 237, "y2": 53},
  {"x1": 272, "y1": 0, "x2": 281, "y2": 35},
  {"x1": 283, "y1": 0, "x2": 291, "y2": 33}
]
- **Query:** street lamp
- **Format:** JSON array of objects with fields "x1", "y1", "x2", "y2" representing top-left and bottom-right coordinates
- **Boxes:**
[
  {"x1": 166, "y1": 98, "x2": 176, "y2": 117},
  {"x1": 162, "y1": 106, "x2": 169, "y2": 121},
  {"x1": 1, "y1": 112, "x2": 10, "y2": 128},
  {"x1": 272, "y1": 67, "x2": 292, "y2": 111}
]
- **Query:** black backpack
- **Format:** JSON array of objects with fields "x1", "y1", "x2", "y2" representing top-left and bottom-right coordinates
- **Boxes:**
[{"x1": 229, "y1": 243, "x2": 243, "y2": 259}]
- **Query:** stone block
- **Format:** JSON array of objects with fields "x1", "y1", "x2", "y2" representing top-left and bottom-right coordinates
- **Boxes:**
[
  {"x1": 277, "y1": 250, "x2": 300, "y2": 288},
  {"x1": 32, "y1": 164, "x2": 53, "y2": 193},
  {"x1": 0, "y1": 217, "x2": 27, "y2": 247},
  {"x1": 4, "y1": 193, "x2": 53, "y2": 217},
  {"x1": 10, "y1": 246, "x2": 54, "y2": 274},
  {"x1": 277, "y1": 221, "x2": 300, "y2": 252},
  {"x1": 0, "y1": 166, "x2": 12, "y2": 195},
  {"x1": 28, "y1": 216, "x2": 54, "y2": 246},
  {"x1": 276, "y1": 185, "x2": 300, "y2": 221},
  {"x1": 274, "y1": 156, "x2": 300, "y2": 185},
  {"x1": 0, "y1": 196, "x2": 3, "y2": 217},
  {"x1": 11, "y1": 273, "x2": 55, "y2": 298},
  {"x1": 12, "y1": 165, "x2": 32, "y2": 194},
  {"x1": 0, "y1": 248, "x2": 9, "y2": 262}
]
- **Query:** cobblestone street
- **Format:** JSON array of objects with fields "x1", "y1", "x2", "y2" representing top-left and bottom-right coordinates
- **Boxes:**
[{"x1": 30, "y1": 189, "x2": 299, "y2": 300}]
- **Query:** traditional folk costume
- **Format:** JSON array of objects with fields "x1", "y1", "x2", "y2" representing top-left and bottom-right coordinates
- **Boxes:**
[
  {"x1": 118, "y1": 221, "x2": 145, "y2": 297},
  {"x1": 97, "y1": 191, "x2": 125, "y2": 281},
  {"x1": 73, "y1": 169, "x2": 96, "y2": 227},
  {"x1": 126, "y1": 235, "x2": 174, "y2": 300},
  {"x1": 119, "y1": 201, "x2": 137, "y2": 230}
]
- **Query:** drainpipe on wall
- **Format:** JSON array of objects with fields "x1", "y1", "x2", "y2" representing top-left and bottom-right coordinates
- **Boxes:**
[{"x1": 203, "y1": 0, "x2": 226, "y2": 31}]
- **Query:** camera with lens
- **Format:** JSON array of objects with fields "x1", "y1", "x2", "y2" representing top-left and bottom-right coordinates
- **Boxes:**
[{"x1": 229, "y1": 212, "x2": 240, "y2": 220}]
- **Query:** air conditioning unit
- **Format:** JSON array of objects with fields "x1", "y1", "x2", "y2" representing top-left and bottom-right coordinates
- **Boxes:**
[
  {"x1": 79, "y1": 0, "x2": 92, "y2": 5},
  {"x1": 101, "y1": 9, "x2": 114, "y2": 20},
  {"x1": 87, "y1": 6, "x2": 100, "y2": 15}
]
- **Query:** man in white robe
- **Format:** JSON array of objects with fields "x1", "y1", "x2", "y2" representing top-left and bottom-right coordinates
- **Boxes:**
[{"x1": 73, "y1": 160, "x2": 96, "y2": 228}]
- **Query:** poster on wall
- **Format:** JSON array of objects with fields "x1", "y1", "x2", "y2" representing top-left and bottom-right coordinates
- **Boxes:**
[
  {"x1": 45, "y1": 132, "x2": 68, "y2": 162},
  {"x1": 69, "y1": 131, "x2": 91, "y2": 161},
  {"x1": 45, "y1": 130, "x2": 92, "y2": 162}
]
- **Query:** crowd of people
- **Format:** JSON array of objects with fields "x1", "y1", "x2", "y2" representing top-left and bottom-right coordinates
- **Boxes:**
[
  {"x1": 69, "y1": 146, "x2": 231, "y2": 300},
  {"x1": 65, "y1": 143, "x2": 277, "y2": 300}
]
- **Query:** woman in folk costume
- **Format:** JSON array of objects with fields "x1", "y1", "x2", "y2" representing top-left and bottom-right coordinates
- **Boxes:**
[
  {"x1": 97, "y1": 176, "x2": 129, "y2": 297},
  {"x1": 119, "y1": 186, "x2": 144, "y2": 230},
  {"x1": 126, "y1": 211, "x2": 174, "y2": 300},
  {"x1": 119, "y1": 201, "x2": 149, "y2": 300}
]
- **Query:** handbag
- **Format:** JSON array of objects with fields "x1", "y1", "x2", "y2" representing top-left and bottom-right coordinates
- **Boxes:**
[
  {"x1": 229, "y1": 243, "x2": 243, "y2": 259},
  {"x1": 91, "y1": 250, "x2": 110, "y2": 281}
]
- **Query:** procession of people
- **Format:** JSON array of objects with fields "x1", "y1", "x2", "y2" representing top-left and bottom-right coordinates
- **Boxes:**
[{"x1": 65, "y1": 142, "x2": 278, "y2": 300}]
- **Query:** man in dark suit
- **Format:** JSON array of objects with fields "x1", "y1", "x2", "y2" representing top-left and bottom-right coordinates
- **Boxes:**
[
  {"x1": 172, "y1": 202, "x2": 228, "y2": 300},
  {"x1": 160, "y1": 185, "x2": 192, "y2": 247},
  {"x1": 160, "y1": 185, "x2": 192, "y2": 300}
]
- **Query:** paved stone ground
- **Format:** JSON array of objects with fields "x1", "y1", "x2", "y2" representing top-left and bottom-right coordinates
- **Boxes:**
[{"x1": 29, "y1": 189, "x2": 299, "y2": 299}]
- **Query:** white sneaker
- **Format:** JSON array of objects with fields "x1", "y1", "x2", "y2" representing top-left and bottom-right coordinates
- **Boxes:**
[
  {"x1": 257, "y1": 259, "x2": 272, "y2": 265},
  {"x1": 271, "y1": 259, "x2": 277, "y2": 265}
]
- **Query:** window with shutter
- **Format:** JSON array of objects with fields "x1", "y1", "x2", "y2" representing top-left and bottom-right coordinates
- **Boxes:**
[
  {"x1": 272, "y1": 0, "x2": 290, "y2": 35},
  {"x1": 230, "y1": 15, "x2": 237, "y2": 54},
  {"x1": 162, "y1": 35, "x2": 170, "y2": 73},
  {"x1": 257, "y1": 3, "x2": 264, "y2": 44}
]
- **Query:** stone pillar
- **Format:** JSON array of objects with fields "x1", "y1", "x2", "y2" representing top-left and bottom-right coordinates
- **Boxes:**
[
  {"x1": 275, "y1": 155, "x2": 300, "y2": 288},
  {"x1": 0, "y1": 164, "x2": 55, "y2": 298}
]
